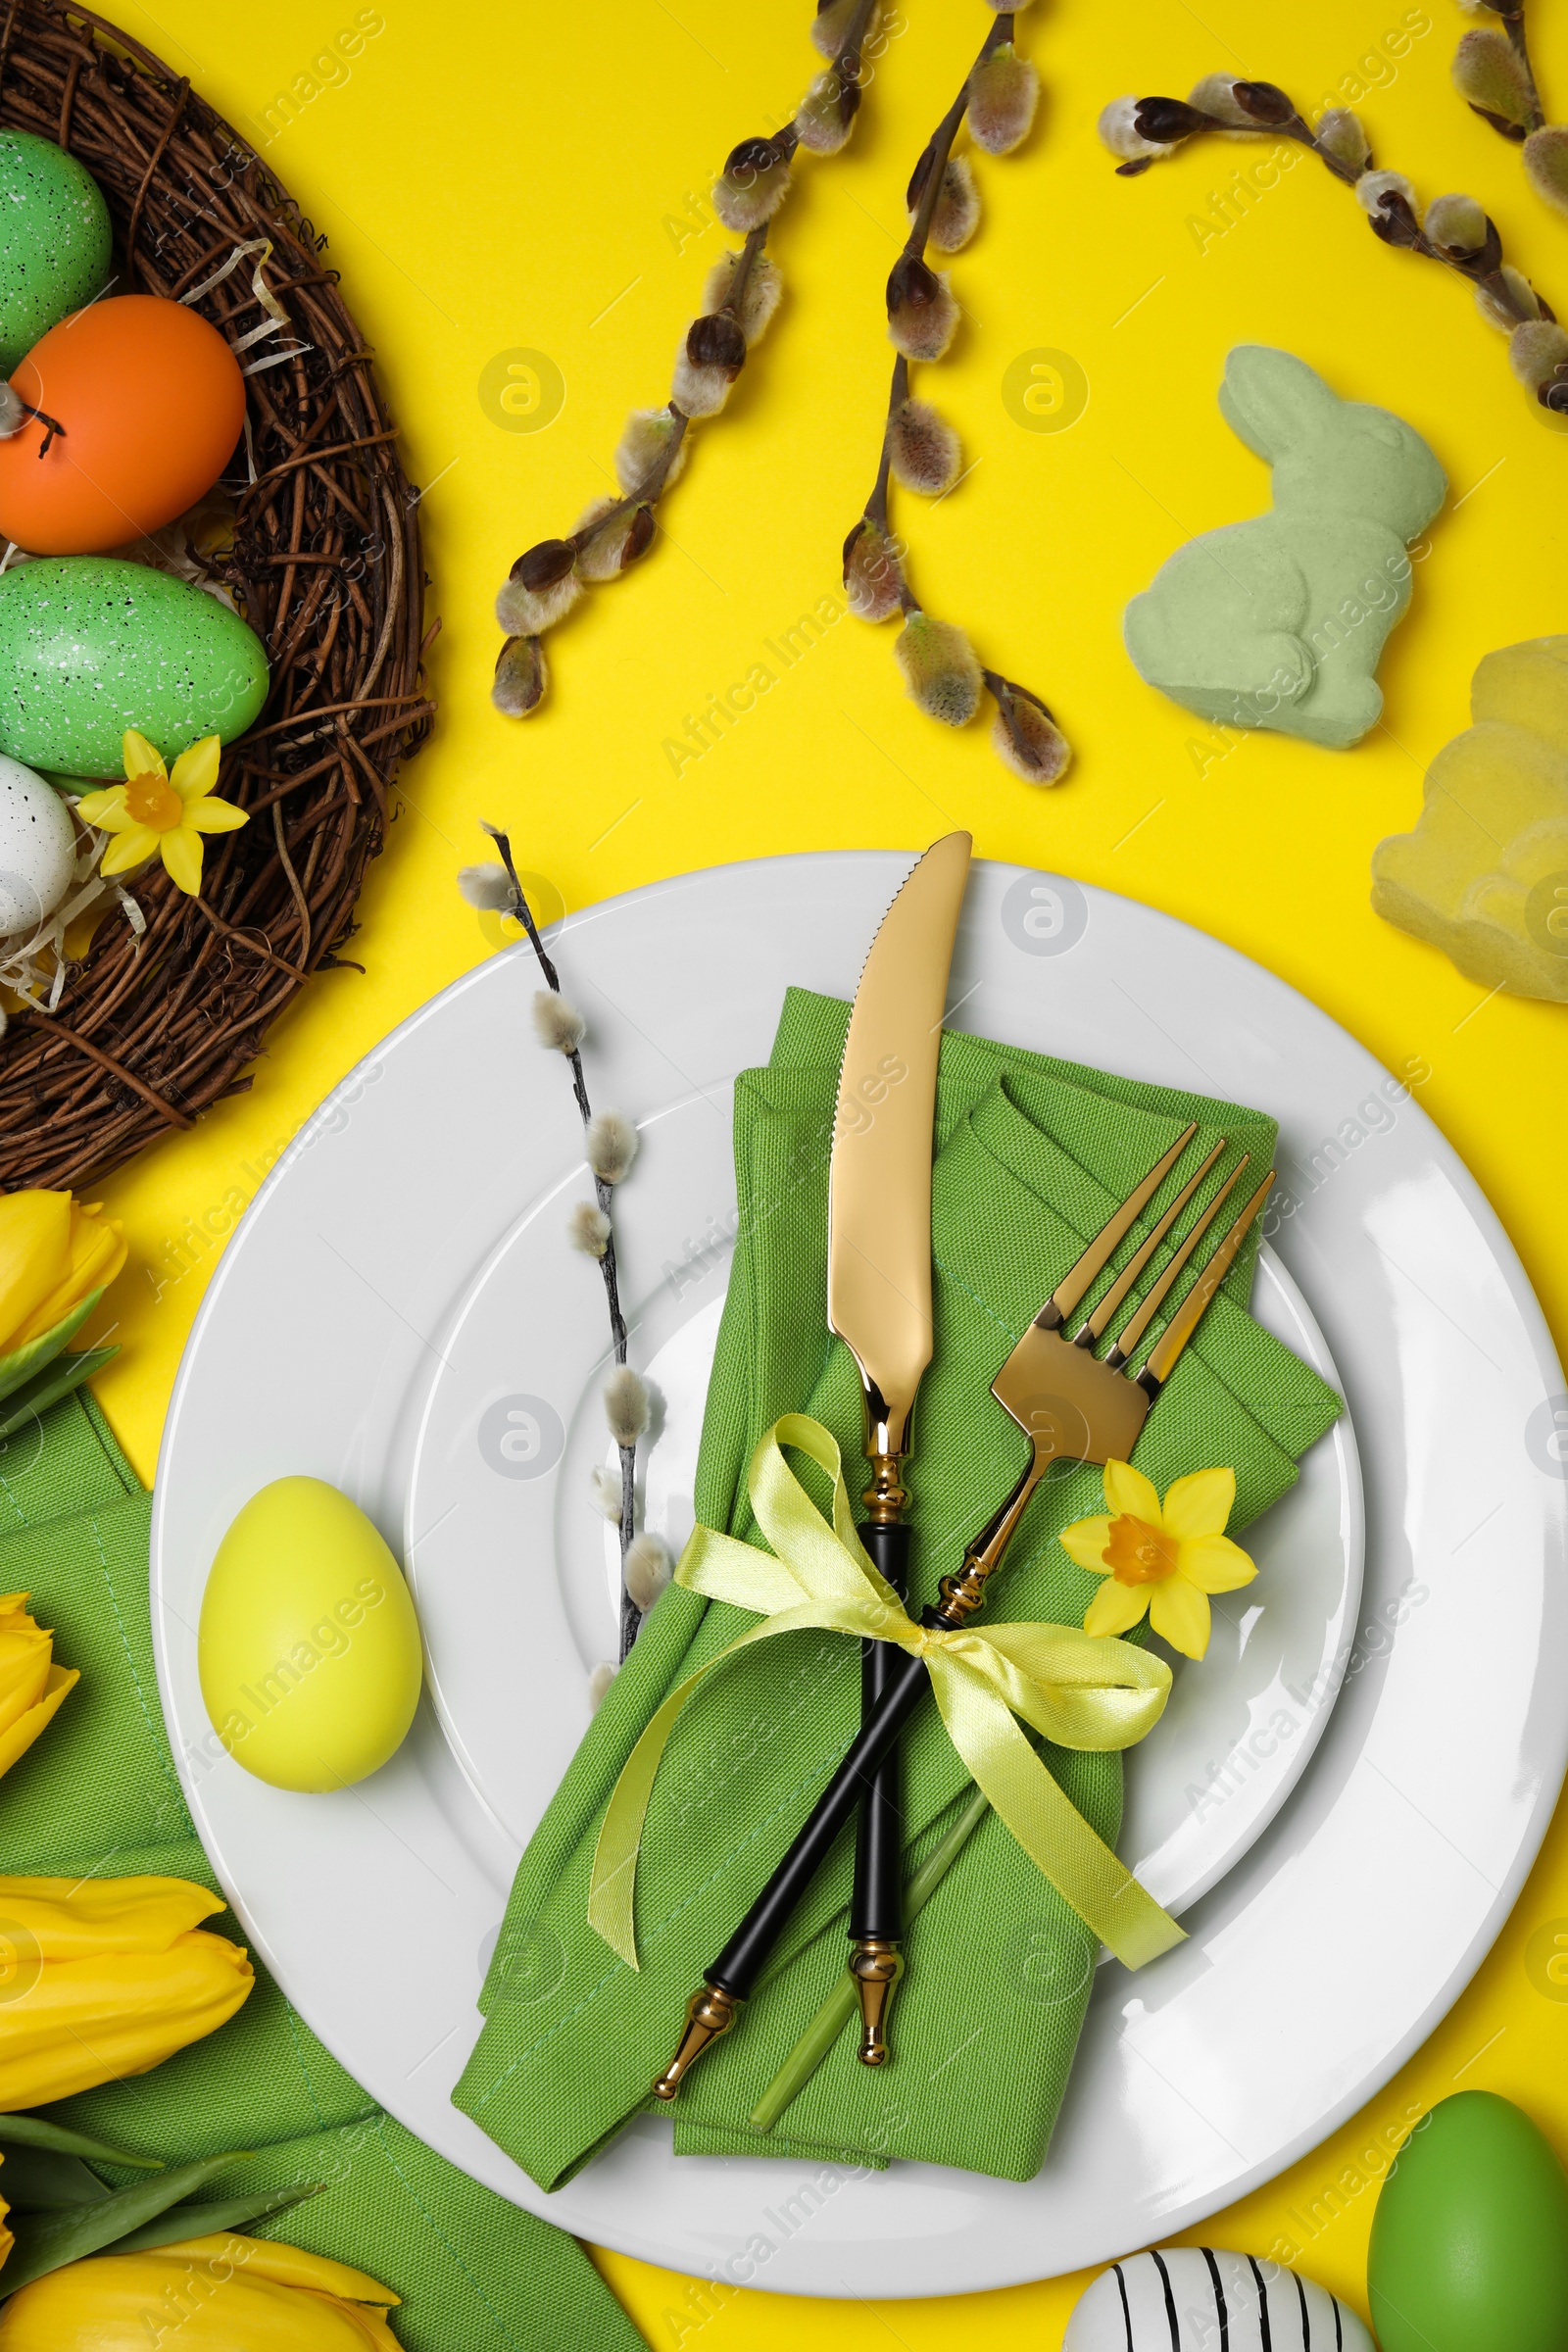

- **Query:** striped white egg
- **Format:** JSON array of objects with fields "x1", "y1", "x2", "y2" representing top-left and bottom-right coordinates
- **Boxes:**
[
  {"x1": 1063, "y1": 2248, "x2": 1374, "y2": 2352},
  {"x1": 0, "y1": 755, "x2": 74, "y2": 936}
]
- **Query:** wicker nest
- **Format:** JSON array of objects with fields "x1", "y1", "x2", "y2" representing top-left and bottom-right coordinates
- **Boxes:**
[{"x1": 0, "y1": 1, "x2": 432, "y2": 1189}]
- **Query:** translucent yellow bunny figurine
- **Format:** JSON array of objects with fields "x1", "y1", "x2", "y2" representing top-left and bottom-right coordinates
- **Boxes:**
[{"x1": 1374, "y1": 637, "x2": 1568, "y2": 1004}]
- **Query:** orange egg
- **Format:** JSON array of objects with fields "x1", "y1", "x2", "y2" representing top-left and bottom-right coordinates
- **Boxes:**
[{"x1": 0, "y1": 294, "x2": 245, "y2": 555}]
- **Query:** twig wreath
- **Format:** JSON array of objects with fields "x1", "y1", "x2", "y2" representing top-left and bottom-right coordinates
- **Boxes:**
[{"x1": 0, "y1": 1, "x2": 431, "y2": 1190}]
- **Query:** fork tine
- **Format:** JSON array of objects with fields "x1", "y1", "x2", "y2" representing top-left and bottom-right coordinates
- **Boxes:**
[
  {"x1": 1037, "y1": 1121, "x2": 1198, "y2": 1331},
  {"x1": 1070, "y1": 1138, "x2": 1228, "y2": 1348},
  {"x1": 1104, "y1": 1154, "x2": 1250, "y2": 1367},
  {"x1": 1134, "y1": 1167, "x2": 1276, "y2": 1393}
]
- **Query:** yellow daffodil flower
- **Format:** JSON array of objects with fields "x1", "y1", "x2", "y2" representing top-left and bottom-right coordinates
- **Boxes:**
[
  {"x1": 0, "y1": 1876, "x2": 254, "y2": 2109},
  {"x1": 0, "y1": 1192, "x2": 125, "y2": 1360},
  {"x1": 1059, "y1": 1460, "x2": 1256, "y2": 1660},
  {"x1": 76, "y1": 732, "x2": 246, "y2": 898},
  {"x1": 0, "y1": 1595, "x2": 76, "y2": 1782},
  {"x1": 0, "y1": 2232, "x2": 401, "y2": 2347}
]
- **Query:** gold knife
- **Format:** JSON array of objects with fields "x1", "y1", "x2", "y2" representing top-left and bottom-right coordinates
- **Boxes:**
[
  {"x1": 828, "y1": 829, "x2": 971, "y2": 2062},
  {"x1": 652, "y1": 832, "x2": 971, "y2": 2098}
]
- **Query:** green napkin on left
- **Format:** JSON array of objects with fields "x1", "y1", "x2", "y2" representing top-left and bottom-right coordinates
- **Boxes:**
[
  {"x1": 455, "y1": 988, "x2": 1343, "y2": 2189},
  {"x1": 0, "y1": 1388, "x2": 644, "y2": 2352}
]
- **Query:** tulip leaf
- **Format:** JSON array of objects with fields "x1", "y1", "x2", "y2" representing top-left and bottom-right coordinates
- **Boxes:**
[
  {"x1": 0, "y1": 2149, "x2": 254, "y2": 2296},
  {"x1": 110, "y1": 2180, "x2": 327, "y2": 2254},
  {"x1": 0, "y1": 2115, "x2": 162, "y2": 2169},
  {"x1": 0, "y1": 1347, "x2": 119, "y2": 1442},
  {"x1": 0, "y1": 2145, "x2": 109, "y2": 2209},
  {"x1": 0, "y1": 1290, "x2": 103, "y2": 1408}
]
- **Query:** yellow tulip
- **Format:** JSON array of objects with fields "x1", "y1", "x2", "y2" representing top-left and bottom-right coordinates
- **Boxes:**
[
  {"x1": 1059, "y1": 1460, "x2": 1257, "y2": 1660},
  {"x1": 0, "y1": 1595, "x2": 76, "y2": 1781},
  {"x1": 76, "y1": 732, "x2": 247, "y2": 899},
  {"x1": 0, "y1": 1877, "x2": 253, "y2": 2110},
  {"x1": 0, "y1": 2232, "x2": 401, "y2": 2348},
  {"x1": 0, "y1": 1191, "x2": 126, "y2": 1358}
]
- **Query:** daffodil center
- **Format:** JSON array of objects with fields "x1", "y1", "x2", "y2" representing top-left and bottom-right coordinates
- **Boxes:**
[
  {"x1": 124, "y1": 770, "x2": 182, "y2": 831},
  {"x1": 1103, "y1": 1512, "x2": 1179, "y2": 1587}
]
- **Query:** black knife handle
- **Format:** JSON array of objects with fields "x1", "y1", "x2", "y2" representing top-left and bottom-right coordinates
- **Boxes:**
[
  {"x1": 851, "y1": 1520, "x2": 909, "y2": 1944},
  {"x1": 708, "y1": 1640, "x2": 930, "y2": 1999}
]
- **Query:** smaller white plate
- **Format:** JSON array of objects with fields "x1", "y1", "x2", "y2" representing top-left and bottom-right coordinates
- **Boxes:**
[{"x1": 410, "y1": 1165, "x2": 1362, "y2": 1920}]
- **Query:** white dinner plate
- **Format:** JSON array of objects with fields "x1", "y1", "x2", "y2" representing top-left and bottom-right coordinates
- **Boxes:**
[{"x1": 152, "y1": 855, "x2": 1568, "y2": 2300}]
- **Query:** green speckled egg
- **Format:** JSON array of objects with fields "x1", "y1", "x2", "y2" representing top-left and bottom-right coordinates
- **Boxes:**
[
  {"x1": 0, "y1": 131, "x2": 111, "y2": 374},
  {"x1": 0, "y1": 559, "x2": 270, "y2": 777}
]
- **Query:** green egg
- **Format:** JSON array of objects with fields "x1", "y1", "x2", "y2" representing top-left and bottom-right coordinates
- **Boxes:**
[
  {"x1": 199, "y1": 1477, "x2": 424, "y2": 1794},
  {"x1": 0, "y1": 130, "x2": 111, "y2": 374},
  {"x1": 0, "y1": 559, "x2": 270, "y2": 777},
  {"x1": 1368, "y1": 2090, "x2": 1568, "y2": 2352}
]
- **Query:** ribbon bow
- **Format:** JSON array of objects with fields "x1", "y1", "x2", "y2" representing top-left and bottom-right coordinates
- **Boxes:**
[{"x1": 589, "y1": 1414, "x2": 1184, "y2": 1972}]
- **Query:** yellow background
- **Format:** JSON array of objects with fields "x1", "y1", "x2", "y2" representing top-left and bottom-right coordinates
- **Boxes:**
[{"x1": 78, "y1": 0, "x2": 1567, "y2": 2339}]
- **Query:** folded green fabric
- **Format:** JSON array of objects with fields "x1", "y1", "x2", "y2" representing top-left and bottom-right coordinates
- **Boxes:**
[
  {"x1": 455, "y1": 989, "x2": 1342, "y2": 2188},
  {"x1": 0, "y1": 1390, "x2": 644, "y2": 2352}
]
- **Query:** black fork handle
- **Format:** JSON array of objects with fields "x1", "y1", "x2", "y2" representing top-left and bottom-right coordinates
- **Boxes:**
[{"x1": 707, "y1": 1635, "x2": 931, "y2": 1999}]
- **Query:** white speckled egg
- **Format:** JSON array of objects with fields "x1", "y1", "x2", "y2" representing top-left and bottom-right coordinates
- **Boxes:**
[
  {"x1": 1063, "y1": 2248, "x2": 1375, "y2": 2351},
  {"x1": 0, "y1": 755, "x2": 75, "y2": 935}
]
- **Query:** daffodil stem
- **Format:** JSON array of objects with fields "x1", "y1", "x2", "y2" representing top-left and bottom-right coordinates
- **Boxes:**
[
  {"x1": 748, "y1": 1785, "x2": 994, "y2": 2132},
  {"x1": 489, "y1": 828, "x2": 641, "y2": 1656}
]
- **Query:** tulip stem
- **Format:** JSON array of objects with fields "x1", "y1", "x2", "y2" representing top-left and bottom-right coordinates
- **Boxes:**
[{"x1": 486, "y1": 827, "x2": 641, "y2": 1657}]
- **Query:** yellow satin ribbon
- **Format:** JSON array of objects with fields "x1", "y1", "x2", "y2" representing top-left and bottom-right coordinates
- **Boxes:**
[{"x1": 589, "y1": 1414, "x2": 1185, "y2": 1973}]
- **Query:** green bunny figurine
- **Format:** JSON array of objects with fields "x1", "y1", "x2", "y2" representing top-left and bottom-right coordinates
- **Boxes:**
[{"x1": 1124, "y1": 346, "x2": 1446, "y2": 749}]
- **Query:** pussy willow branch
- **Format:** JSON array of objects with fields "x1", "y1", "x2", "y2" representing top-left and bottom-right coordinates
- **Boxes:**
[
  {"x1": 1448, "y1": 3, "x2": 1568, "y2": 233},
  {"x1": 487, "y1": 828, "x2": 641, "y2": 1654},
  {"x1": 493, "y1": 0, "x2": 880, "y2": 719},
  {"x1": 1501, "y1": 7, "x2": 1546, "y2": 129},
  {"x1": 862, "y1": 354, "x2": 907, "y2": 549},
  {"x1": 1107, "y1": 77, "x2": 1568, "y2": 412},
  {"x1": 1460, "y1": 0, "x2": 1545, "y2": 135},
  {"x1": 849, "y1": 8, "x2": 1070, "y2": 784},
  {"x1": 863, "y1": 13, "x2": 1009, "y2": 552},
  {"x1": 561, "y1": 228, "x2": 770, "y2": 551}
]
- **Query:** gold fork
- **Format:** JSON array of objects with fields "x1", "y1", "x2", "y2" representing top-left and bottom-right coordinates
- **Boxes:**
[
  {"x1": 652, "y1": 1123, "x2": 1277, "y2": 2094},
  {"x1": 946, "y1": 1124, "x2": 1276, "y2": 1617}
]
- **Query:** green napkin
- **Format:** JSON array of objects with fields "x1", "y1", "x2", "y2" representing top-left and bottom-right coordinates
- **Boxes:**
[
  {"x1": 0, "y1": 1389, "x2": 644, "y2": 2352},
  {"x1": 455, "y1": 989, "x2": 1342, "y2": 2187}
]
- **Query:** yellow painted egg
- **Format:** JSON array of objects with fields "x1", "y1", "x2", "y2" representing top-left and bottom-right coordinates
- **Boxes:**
[{"x1": 198, "y1": 1477, "x2": 422, "y2": 1793}]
